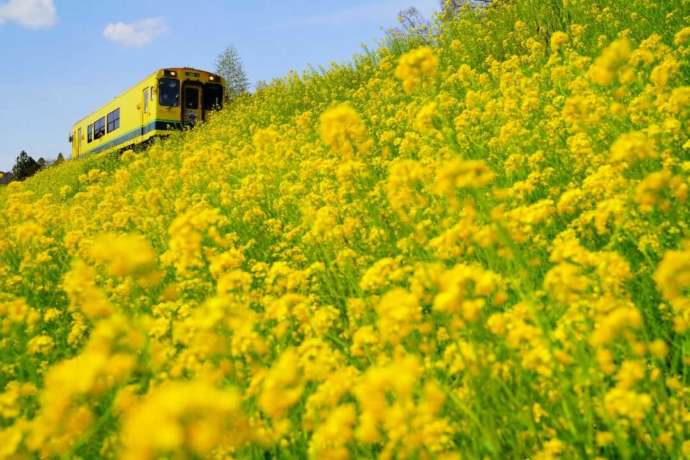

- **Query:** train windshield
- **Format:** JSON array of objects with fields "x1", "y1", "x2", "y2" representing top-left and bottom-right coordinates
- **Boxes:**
[
  {"x1": 159, "y1": 78, "x2": 180, "y2": 107},
  {"x1": 203, "y1": 83, "x2": 223, "y2": 110}
]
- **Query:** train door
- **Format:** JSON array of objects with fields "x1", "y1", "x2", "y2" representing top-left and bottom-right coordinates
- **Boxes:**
[
  {"x1": 141, "y1": 87, "x2": 153, "y2": 136},
  {"x1": 182, "y1": 82, "x2": 202, "y2": 125},
  {"x1": 76, "y1": 127, "x2": 82, "y2": 156}
]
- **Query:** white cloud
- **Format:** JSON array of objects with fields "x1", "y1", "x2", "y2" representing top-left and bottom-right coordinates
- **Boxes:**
[
  {"x1": 103, "y1": 17, "x2": 167, "y2": 47},
  {"x1": 0, "y1": 0, "x2": 57, "y2": 29}
]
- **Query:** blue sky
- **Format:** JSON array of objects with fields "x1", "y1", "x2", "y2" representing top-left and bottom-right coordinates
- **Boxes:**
[{"x1": 0, "y1": 0, "x2": 438, "y2": 171}]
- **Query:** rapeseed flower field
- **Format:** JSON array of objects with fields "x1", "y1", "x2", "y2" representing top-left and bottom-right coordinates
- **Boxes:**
[{"x1": 1, "y1": 0, "x2": 690, "y2": 458}]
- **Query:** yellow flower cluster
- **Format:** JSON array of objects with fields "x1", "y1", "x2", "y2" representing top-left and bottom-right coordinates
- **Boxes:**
[
  {"x1": 319, "y1": 103, "x2": 369, "y2": 158},
  {"x1": 0, "y1": 0, "x2": 689, "y2": 458},
  {"x1": 395, "y1": 46, "x2": 438, "y2": 93},
  {"x1": 120, "y1": 380, "x2": 248, "y2": 460}
]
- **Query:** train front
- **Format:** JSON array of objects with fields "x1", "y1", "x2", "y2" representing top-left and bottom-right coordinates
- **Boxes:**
[{"x1": 156, "y1": 68, "x2": 225, "y2": 128}]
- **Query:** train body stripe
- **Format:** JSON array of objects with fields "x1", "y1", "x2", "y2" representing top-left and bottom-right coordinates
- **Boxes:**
[{"x1": 84, "y1": 119, "x2": 185, "y2": 155}]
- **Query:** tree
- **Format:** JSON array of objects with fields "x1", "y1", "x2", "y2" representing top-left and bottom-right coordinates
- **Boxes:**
[
  {"x1": 215, "y1": 45, "x2": 250, "y2": 101},
  {"x1": 384, "y1": 6, "x2": 430, "y2": 51},
  {"x1": 12, "y1": 150, "x2": 41, "y2": 181},
  {"x1": 397, "y1": 7, "x2": 428, "y2": 34},
  {"x1": 55, "y1": 153, "x2": 65, "y2": 164}
]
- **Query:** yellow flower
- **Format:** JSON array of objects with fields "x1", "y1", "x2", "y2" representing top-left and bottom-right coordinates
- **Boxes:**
[
  {"x1": 655, "y1": 242, "x2": 690, "y2": 331},
  {"x1": 655, "y1": 242, "x2": 690, "y2": 301},
  {"x1": 557, "y1": 189, "x2": 584, "y2": 215},
  {"x1": 395, "y1": 47, "x2": 438, "y2": 93},
  {"x1": 0, "y1": 426, "x2": 23, "y2": 458},
  {"x1": 603, "y1": 387, "x2": 651, "y2": 424},
  {"x1": 674, "y1": 26, "x2": 690, "y2": 46},
  {"x1": 209, "y1": 248, "x2": 245, "y2": 279},
  {"x1": 253, "y1": 127, "x2": 280, "y2": 153},
  {"x1": 533, "y1": 439, "x2": 565, "y2": 460},
  {"x1": 650, "y1": 57, "x2": 679, "y2": 89},
  {"x1": 433, "y1": 159, "x2": 495, "y2": 197},
  {"x1": 668, "y1": 86, "x2": 690, "y2": 114},
  {"x1": 27, "y1": 335, "x2": 54, "y2": 355},
  {"x1": 610, "y1": 131, "x2": 657, "y2": 163},
  {"x1": 62, "y1": 260, "x2": 114, "y2": 320},
  {"x1": 596, "y1": 431, "x2": 614, "y2": 447},
  {"x1": 89, "y1": 233, "x2": 156, "y2": 277},
  {"x1": 433, "y1": 264, "x2": 504, "y2": 321},
  {"x1": 259, "y1": 349, "x2": 304, "y2": 420},
  {"x1": 376, "y1": 288, "x2": 421, "y2": 345},
  {"x1": 550, "y1": 31, "x2": 569, "y2": 52},
  {"x1": 414, "y1": 102, "x2": 439, "y2": 133},
  {"x1": 120, "y1": 380, "x2": 247, "y2": 460},
  {"x1": 615, "y1": 360, "x2": 645, "y2": 390},
  {"x1": 386, "y1": 159, "x2": 430, "y2": 221},
  {"x1": 360, "y1": 257, "x2": 405, "y2": 292},
  {"x1": 351, "y1": 325, "x2": 379, "y2": 357},
  {"x1": 649, "y1": 339, "x2": 668, "y2": 359},
  {"x1": 588, "y1": 38, "x2": 631, "y2": 85},
  {"x1": 590, "y1": 301, "x2": 642, "y2": 347},
  {"x1": 544, "y1": 263, "x2": 590, "y2": 303},
  {"x1": 0, "y1": 382, "x2": 22, "y2": 419},
  {"x1": 319, "y1": 103, "x2": 368, "y2": 157},
  {"x1": 308, "y1": 404, "x2": 356, "y2": 460},
  {"x1": 14, "y1": 221, "x2": 44, "y2": 245},
  {"x1": 635, "y1": 169, "x2": 685, "y2": 213}
]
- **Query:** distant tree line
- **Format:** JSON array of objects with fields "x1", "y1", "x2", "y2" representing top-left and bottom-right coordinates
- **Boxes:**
[{"x1": 0, "y1": 150, "x2": 63, "y2": 185}]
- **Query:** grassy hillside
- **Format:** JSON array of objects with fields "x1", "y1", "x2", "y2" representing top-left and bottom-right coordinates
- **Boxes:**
[{"x1": 1, "y1": 0, "x2": 690, "y2": 458}]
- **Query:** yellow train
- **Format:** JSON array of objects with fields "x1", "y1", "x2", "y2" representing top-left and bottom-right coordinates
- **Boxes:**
[{"x1": 70, "y1": 67, "x2": 225, "y2": 158}]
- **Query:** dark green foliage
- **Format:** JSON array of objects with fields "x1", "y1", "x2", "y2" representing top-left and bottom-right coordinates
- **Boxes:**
[{"x1": 11, "y1": 150, "x2": 42, "y2": 181}]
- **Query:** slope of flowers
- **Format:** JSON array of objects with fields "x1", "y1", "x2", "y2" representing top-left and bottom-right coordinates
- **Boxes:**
[{"x1": 1, "y1": 0, "x2": 690, "y2": 458}]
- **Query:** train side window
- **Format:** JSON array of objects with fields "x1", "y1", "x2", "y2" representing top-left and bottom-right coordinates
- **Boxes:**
[
  {"x1": 159, "y1": 78, "x2": 180, "y2": 107},
  {"x1": 107, "y1": 108, "x2": 120, "y2": 133},
  {"x1": 88, "y1": 124, "x2": 94, "y2": 143},
  {"x1": 94, "y1": 117, "x2": 106, "y2": 139}
]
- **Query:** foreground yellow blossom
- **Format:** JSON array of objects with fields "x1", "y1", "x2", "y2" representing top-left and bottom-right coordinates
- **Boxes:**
[
  {"x1": 395, "y1": 46, "x2": 438, "y2": 93},
  {"x1": 0, "y1": 0, "x2": 689, "y2": 458}
]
